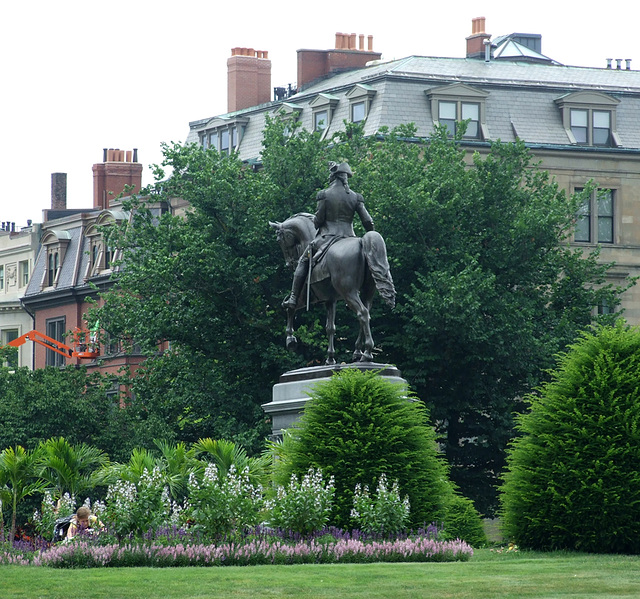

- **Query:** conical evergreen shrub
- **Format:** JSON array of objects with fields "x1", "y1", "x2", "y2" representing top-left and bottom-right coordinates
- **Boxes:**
[
  {"x1": 500, "y1": 323, "x2": 640, "y2": 553},
  {"x1": 275, "y1": 368, "x2": 452, "y2": 529}
]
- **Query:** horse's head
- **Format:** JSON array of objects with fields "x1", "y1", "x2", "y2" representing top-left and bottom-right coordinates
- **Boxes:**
[{"x1": 269, "y1": 213, "x2": 315, "y2": 270}]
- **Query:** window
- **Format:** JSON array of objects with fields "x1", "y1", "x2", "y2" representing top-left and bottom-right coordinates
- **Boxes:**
[
  {"x1": 47, "y1": 252, "x2": 59, "y2": 287},
  {"x1": 437, "y1": 101, "x2": 480, "y2": 138},
  {"x1": 85, "y1": 210, "x2": 128, "y2": 279},
  {"x1": 314, "y1": 110, "x2": 328, "y2": 132},
  {"x1": 351, "y1": 102, "x2": 366, "y2": 123},
  {"x1": 426, "y1": 83, "x2": 489, "y2": 140},
  {"x1": 41, "y1": 230, "x2": 70, "y2": 289},
  {"x1": 309, "y1": 93, "x2": 339, "y2": 138},
  {"x1": 570, "y1": 109, "x2": 611, "y2": 146},
  {"x1": 19, "y1": 260, "x2": 29, "y2": 287},
  {"x1": 46, "y1": 317, "x2": 66, "y2": 368},
  {"x1": 346, "y1": 84, "x2": 376, "y2": 124},
  {"x1": 574, "y1": 188, "x2": 615, "y2": 244},
  {"x1": 2, "y1": 329, "x2": 19, "y2": 368},
  {"x1": 0, "y1": 265, "x2": 3, "y2": 291},
  {"x1": 273, "y1": 102, "x2": 302, "y2": 137},
  {"x1": 199, "y1": 118, "x2": 248, "y2": 154},
  {"x1": 556, "y1": 91, "x2": 619, "y2": 147}
]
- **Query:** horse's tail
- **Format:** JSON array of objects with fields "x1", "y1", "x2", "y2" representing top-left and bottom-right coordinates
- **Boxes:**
[{"x1": 362, "y1": 231, "x2": 396, "y2": 309}]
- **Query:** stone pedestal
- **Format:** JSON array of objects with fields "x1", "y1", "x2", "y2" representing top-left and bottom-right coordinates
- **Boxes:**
[{"x1": 262, "y1": 362, "x2": 406, "y2": 438}]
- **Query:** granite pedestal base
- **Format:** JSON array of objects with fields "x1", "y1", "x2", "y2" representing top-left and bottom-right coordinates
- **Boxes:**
[{"x1": 262, "y1": 362, "x2": 406, "y2": 439}]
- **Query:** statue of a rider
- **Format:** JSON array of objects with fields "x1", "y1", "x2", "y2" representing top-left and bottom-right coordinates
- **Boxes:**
[{"x1": 282, "y1": 161, "x2": 375, "y2": 309}]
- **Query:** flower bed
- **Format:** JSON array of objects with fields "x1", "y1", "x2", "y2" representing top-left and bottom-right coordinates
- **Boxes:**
[{"x1": 1, "y1": 534, "x2": 472, "y2": 568}]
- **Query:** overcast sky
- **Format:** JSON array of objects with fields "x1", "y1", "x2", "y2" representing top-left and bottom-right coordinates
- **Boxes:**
[{"x1": 1, "y1": 0, "x2": 636, "y2": 227}]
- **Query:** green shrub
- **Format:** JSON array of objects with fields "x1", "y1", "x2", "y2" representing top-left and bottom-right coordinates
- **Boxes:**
[
  {"x1": 500, "y1": 323, "x2": 640, "y2": 553},
  {"x1": 276, "y1": 368, "x2": 452, "y2": 528},
  {"x1": 351, "y1": 474, "x2": 410, "y2": 536},
  {"x1": 442, "y1": 494, "x2": 487, "y2": 548}
]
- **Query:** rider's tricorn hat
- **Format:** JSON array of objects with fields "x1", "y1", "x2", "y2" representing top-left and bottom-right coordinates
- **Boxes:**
[{"x1": 330, "y1": 161, "x2": 353, "y2": 177}]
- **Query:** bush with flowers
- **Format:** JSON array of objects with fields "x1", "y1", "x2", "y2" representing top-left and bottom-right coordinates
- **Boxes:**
[
  {"x1": 351, "y1": 474, "x2": 410, "y2": 536},
  {"x1": 266, "y1": 468, "x2": 335, "y2": 536}
]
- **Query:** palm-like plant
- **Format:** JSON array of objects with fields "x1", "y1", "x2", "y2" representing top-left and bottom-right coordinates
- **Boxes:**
[
  {"x1": 37, "y1": 437, "x2": 109, "y2": 500},
  {"x1": 192, "y1": 438, "x2": 271, "y2": 487},
  {"x1": 0, "y1": 445, "x2": 46, "y2": 542}
]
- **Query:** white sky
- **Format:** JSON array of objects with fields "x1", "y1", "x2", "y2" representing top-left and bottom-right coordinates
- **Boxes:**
[{"x1": 1, "y1": 0, "x2": 637, "y2": 227}]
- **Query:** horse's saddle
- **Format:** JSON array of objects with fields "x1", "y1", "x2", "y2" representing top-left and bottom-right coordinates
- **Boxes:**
[{"x1": 309, "y1": 235, "x2": 358, "y2": 285}]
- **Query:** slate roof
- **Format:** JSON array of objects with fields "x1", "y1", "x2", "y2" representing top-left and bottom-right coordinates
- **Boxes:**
[{"x1": 186, "y1": 55, "x2": 640, "y2": 163}]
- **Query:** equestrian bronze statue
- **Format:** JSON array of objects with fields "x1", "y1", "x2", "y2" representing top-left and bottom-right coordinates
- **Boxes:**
[{"x1": 270, "y1": 161, "x2": 395, "y2": 364}]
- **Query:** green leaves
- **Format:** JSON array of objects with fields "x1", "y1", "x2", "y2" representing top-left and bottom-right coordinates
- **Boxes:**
[{"x1": 501, "y1": 323, "x2": 640, "y2": 552}]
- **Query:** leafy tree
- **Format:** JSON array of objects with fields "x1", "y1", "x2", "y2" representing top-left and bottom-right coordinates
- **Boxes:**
[
  {"x1": 275, "y1": 369, "x2": 453, "y2": 529},
  {"x1": 37, "y1": 437, "x2": 109, "y2": 500},
  {"x1": 90, "y1": 120, "x2": 629, "y2": 515},
  {"x1": 500, "y1": 323, "x2": 640, "y2": 553},
  {"x1": 0, "y1": 366, "x2": 135, "y2": 462},
  {"x1": 0, "y1": 445, "x2": 45, "y2": 541}
]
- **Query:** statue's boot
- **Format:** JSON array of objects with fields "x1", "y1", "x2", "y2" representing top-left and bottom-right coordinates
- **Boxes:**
[{"x1": 283, "y1": 272, "x2": 306, "y2": 309}]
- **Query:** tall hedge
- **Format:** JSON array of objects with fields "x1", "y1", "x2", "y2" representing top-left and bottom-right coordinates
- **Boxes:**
[
  {"x1": 276, "y1": 368, "x2": 452, "y2": 528},
  {"x1": 500, "y1": 323, "x2": 640, "y2": 553}
]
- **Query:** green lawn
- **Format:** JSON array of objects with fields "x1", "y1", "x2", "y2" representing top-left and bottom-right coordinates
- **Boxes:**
[{"x1": 2, "y1": 550, "x2": 639, "y2": 599}]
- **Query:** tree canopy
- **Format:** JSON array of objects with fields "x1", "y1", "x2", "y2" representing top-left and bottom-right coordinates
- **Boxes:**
[{"x1": 89, "y1": 119, "x2": 629, "y2": 514}]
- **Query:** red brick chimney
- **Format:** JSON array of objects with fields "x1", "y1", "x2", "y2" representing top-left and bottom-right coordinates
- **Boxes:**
[
  {"x1": 466, "y1": 17, "x2": 491, "y2": 59},
  {"x1": 227, "y1": 48, "x2": 272, "y2": 112},
  {"x1": 297, "y1": 33, "x2": 382, "y2": 91},
  {"x1": 92, "y1": 148, "x2": 143, "y2": 210},
  {"x1": 51, "y1": 173, "x2": 67, "y2": 210}
]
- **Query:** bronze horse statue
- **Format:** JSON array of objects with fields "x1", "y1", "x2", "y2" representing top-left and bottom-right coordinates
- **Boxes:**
[{"x1": 270, "y1": 213, "x2": 396, "y2": 364}]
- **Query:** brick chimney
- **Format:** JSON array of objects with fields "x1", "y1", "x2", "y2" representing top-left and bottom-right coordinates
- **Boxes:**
[
  {"x1": 227, "y1": 48, "x2": 271, "y2": 112},
  {"x1": 51, "y1": 173, "x2": 67, "y2": 210},
  {"x1": 466, "y1": 17, "x2": 491, "y2": 59},
  {"x1": 297, "y1": 33, "x2": 382, "y2": 91},
  {"x1": 92, "y1": 148, "x2": 143, "y2": 210}
]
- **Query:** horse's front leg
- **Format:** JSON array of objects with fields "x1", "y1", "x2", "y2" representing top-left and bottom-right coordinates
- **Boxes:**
[
  {"x1": 285, "y1": 306, "x2": 298, "y2": 351},
  {"x1": 325, "y1": 300, "x2": 337, "y2": 365}
]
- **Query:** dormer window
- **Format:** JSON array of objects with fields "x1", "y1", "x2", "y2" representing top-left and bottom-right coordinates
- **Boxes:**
[
  {"x1": 199, "y1": 116, "x2": 248, "y2": 154},
  {"x1": 556, "y1": 92, "x2": 620, "y2": 147},
  {"x1": 346, "y1": 84, "x2": 376, "y2": 124},
  {"x1": 85, "y1": 210, "x2": 129, "y2": 279},
  {"x1": 274, "y1": 103, "x2": 302, "y2": 137},
  {"x1": 309, "y1": 93, "x2": 339, "y2": 138},
  {"x1": 41, "y1": 230, "x2": 71, "y2": 289},
  {"x1": 426, "y1": 83, "x2": 489, "y2": 140}
]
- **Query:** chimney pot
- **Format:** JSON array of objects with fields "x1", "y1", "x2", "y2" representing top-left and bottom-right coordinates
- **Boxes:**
[
  {"x1": 626, "y1": 59, "x2": 632, "y2": 70},
  {"x1": 359, "y1": 34, "x2": 364, "y2": 51},
  {"x1": 616, "y1": 58, "x2": 622, "y2": 69},
  {"x1": 335, "y1": 32, "x2": 342, "y2": 49},
  {"x1": 368, "y1": 35, "x2": 373, "y2": 51},
  {"x1": 472, "y1": 16, "x2": 486, "y2": 35},
  {"x1": 349, "y1": 33, "x2": 356, "y2": 50},
  {"x1": 606, "y1": 58, "x2": 613, "y2": 69},
  {"x1": 133, "y1": 148, "x2": 138, "y2": 162}
]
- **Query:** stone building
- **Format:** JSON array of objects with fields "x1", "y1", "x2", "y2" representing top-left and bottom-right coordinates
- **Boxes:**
[{"x1": 187, "y1": 18, "x2": 640, "y2": 322}]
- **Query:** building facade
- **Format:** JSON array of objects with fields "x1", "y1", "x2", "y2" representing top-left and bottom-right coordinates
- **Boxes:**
[
  {"x1": 187, "y1": 19, "x2": 640, "y2": 322},
  {"x1": 0, "y1": 222, "x2": 41, "y2": 369}
]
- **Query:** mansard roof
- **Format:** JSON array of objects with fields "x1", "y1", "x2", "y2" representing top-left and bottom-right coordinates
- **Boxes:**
[{"x1": 186, "y1": 55, "x2": 640, "y2": 162}]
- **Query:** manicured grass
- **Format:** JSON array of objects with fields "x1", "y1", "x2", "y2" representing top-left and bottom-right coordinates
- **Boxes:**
[{"x1": 2, "y1": 550, "x2": 640, "y2": 598}]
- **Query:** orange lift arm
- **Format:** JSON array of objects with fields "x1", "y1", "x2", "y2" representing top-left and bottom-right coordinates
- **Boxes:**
[{"x1": 6, "y1": 329, "x2": 99, "y2": 360}]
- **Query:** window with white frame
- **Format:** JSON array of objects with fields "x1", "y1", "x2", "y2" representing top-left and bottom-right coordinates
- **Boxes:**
[
  {"x1": 556, "y1": 91, "x2": 620, "y2": 147},
  {"x1": 309, "y1": 93, "x2": 339, "y2": 137},
  {"x1": 426, "y1": 83, "x2": 489, "y2": 141},
  {"x1": 19, "y1": 260, "x2": 29, "y2": 287},
  {"x1": 46, "y1": 317, "x2": 66, "y2": 368},
  {"x1": 41, "y1": 230, "x2": 70, "y2": 289},
  {"x1": 0, "y1": 265, "x2": 3, "y2": 291},
  {"x1": 346, "y1": 84, "x2": 376, "y2": 124},
  {"x1": 574, "y1": 187, "x2": 615, "y2": 244}
]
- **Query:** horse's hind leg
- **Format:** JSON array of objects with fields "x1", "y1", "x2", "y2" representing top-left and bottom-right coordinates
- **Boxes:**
[
  {"x1": 343, "y1": 292, "x2": 374, "y2": 362},
  {"x1": 353, "y1": 284, "x2": 375, "y2": 361},
  {"x1": 285, "y1": 307, "x2": 298, "y2": 350},
  {"x1": 325, "y1": 299, "x2": 337, "y2": 365}
]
